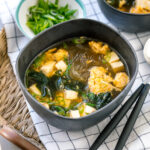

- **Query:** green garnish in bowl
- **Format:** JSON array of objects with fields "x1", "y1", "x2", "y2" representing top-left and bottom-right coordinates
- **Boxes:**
[{"x1": 26, "y1": 0, "x2": 77, "y2": 34}]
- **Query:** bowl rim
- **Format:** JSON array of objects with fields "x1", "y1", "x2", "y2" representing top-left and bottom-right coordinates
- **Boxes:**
[
  {"x1": 102, "y1": 0, "x2": 150, "y2": 16},
  {"x1": 16, "y1": 18, "x2": 138, "y2": 121},
  {"x1": 15, "y1": 0, "x2": 87, "y2": 39}
]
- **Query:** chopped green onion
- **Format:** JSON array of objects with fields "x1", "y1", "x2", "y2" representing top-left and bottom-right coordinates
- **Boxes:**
[{"x1": 26, "y1": 0, "x2": 77, "y2": 35}]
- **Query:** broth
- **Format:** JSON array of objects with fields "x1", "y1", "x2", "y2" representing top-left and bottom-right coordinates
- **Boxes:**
[
  {"x1": 106, "y1": 0, "x2": 150, "y2": 14},
  {"x1": 25, "y1": 37, "x2": 129, "y2": 118}
]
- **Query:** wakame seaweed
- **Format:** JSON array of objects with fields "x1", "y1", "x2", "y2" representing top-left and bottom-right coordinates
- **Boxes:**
[{"x1": 81, "y1": 92, "x2": 112, "y2": 110}]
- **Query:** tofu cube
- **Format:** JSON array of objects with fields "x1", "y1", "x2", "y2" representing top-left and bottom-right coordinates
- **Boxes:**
[
  {"x1": 108, "y1": 52, "x2": 120, "y2": 63},
  {"x1": 79, "y1": 103, "x2": 96, "y2": 116},
  {"x1": 64, "y1": 90, "x2": 78, "y2": 100},
  {"x1": 55, "y1": 60, "x2": 67, "y2": 72},
  {"x1": 40, "y1": 61, "x2": 56, "y2": 77},
  {"x1": 40, "y1": 102, "x2": 49, "y2": 109},
  {"x1": 69, "y1": 110, "x2": 80, "y2": 118},
  {"x1": 85, "y1": 105, "x2": 96, "y2": 114},
  {"x1": 110, "y1": 61, "x2": 124, "y2": 73},
  {"x1": 53, "y1": 111, "x2": 59, "y2": 115},
  {"x1": 29, "y1": 84, "x2": 41, "y2": 96}
]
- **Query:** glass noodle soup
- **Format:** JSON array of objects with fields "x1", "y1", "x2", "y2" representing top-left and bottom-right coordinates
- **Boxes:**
[
  {"x1": 25, "y1": 37, "x2": 129, "y2": 118},
  {"x1": 106, "y1": 0, "x2": 150, "y2": 14}
]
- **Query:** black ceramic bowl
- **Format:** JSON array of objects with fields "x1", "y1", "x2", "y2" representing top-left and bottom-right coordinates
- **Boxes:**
[
  {"x1": 97, "y1": 0, "x2": 150, "y2": 32},
  {"x1": 16, "y1": 19, "x2": 138, "y2": 130}
]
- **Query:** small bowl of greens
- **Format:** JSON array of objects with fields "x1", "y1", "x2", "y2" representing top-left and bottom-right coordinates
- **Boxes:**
[{"x1": 15, "y1": 0, "x2": 86, "y2": 38}]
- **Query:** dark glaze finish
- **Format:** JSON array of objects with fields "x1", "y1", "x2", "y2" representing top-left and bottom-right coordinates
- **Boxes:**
[
  {"x1": 16, "y1": 19, "x2": 138, "y2": 130},
  {"x1": 97, "y1": 0, "x2": 150, "y2": 32}
]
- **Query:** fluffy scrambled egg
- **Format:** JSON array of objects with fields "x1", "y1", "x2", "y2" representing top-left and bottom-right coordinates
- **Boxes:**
[
  {"x1": 88, "y1": 67, "x2": 117, "y2": 94},
  {"x1": 130, "y1": 0, "x2": 150, "y2": 14},
  {"x1": 118, "y1": 0, "x2": 150, "y2": 14},
  {"x1": 130, "y1": 6, "x2": 150, "y2": 14},
  {"x1": 113, "y1": 72, "x2": 129, "y2": 89},
  {"x1": 88, "y1": 67, "x2": 129, "y2": 94},
  {"x1": 117, "y1": 0, "x2": 150, "y2": 14},
  {"x1": 89, "y1": 41, "x2": 110, "y2": 55},
  {"x1": 53, "y1": 49, "x2": 69, "y2": 61},
  {"x1": 89, "y1": 67, "x2": 113, "y2": 83}
]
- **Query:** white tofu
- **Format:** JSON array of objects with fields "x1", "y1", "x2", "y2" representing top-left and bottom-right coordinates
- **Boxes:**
[
  {"x1": 29, "y1": 84, "x2": 41, "y2": 96},
  {"x1": 85, "y1": 105, "x2": 96, "y2": 114},
  {"x1": 64, "y1": 90, "x2": 78, "y2": 100},
  {"x1": 69, "y1": 110, "x2": 80, "y2": 118},
  {"x1": 40, "y1": 61, "x2": 56, "y2": 77},
  {"x1": 55, "y1": 60, "x2": 67, "y2": 72},
  {"x1": 79, "y1": 103, "x2": 96, "y2": 116},
  {"x1": 108, "y1": 52, "x2": 120, "y2": 63},
  {"x1": 53, "y1": 111, "x2": 59, "y2": 115},
  {"x1": 40, "y1": 102, "x2": 49, "y2": 109},
  {"x1": 110, "y1": 61, "x2": 124, "y2": 73}
]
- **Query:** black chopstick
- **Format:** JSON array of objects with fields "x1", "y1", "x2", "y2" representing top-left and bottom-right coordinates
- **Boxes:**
[
  {"x1": 114, "y1": 84, "x2": 150, "y2": 150},
  {"x1": 90, "y1": 84, "x2": 145, "y2": 150}
]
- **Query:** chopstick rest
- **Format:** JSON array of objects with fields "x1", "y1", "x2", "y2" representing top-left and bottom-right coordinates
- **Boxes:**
[
  {"x1": 115, "y1": 84, "x2": 150, "y2": 150},
  {"x1": 90, "y1": 84, "x2": 145, "y2": 150}
]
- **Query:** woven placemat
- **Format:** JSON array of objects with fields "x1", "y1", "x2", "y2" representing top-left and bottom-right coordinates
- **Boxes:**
[{"x1": 0, "y1": 28, "x2": 45, "y2": 150}]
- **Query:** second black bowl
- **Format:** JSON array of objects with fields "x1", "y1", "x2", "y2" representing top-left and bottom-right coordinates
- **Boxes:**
[
  {"x1": 16, "y1": 19, "x2": 138, "y2": 130},
  {"x1": 97, "y1": 0, "x2": 150, "y2": 32}
]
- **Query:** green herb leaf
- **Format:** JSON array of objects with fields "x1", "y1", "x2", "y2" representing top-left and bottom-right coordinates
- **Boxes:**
[
  {"x1": 102, "y1": 59, "x2": 107, "y2": 64},
  {"x1": 55, "y1": 0, "x2": 59, "y2": 5},
  {"x1": 63, "y1": 42, "x2": 68, "y2": 49},
  {"x1": 65, "y1": 9, "x2": 77, "y2": 17},
  {"x1": 43, "y1": 14, "x2": 56, "y2": 21},
  {"x1": 86, "y1": 92, "x2": 112, "y2": 110},
  {"x1": 51, "y1": 105, "x2": 66, "y2": 116},
  {"x1": 86, "y1": 103, "x2": 96, "y2": 107},
  {"x1": 72, "y1": 37, "x2": 86, "y2": 45},
  {"x1": 87, "y1": 93, "x2": 96, "y2": 101},
  {"x1": 64, "y1": 61, "x2": 72, "y2": 78}
]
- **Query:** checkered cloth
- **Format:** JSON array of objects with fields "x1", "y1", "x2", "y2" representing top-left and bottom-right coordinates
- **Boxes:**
[{"x1": 1, "y1": 0, "x2": 150, "y2": 149}]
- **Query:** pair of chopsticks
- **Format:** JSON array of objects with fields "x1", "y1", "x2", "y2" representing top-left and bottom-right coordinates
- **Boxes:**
[{"x1": 90, "y1": 83, "x2": 150, "y2": 150}]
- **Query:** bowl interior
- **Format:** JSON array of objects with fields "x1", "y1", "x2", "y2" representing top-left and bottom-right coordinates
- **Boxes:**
[{"x1": 15, "y1": 0, "x2": 86, "y2": 39}]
